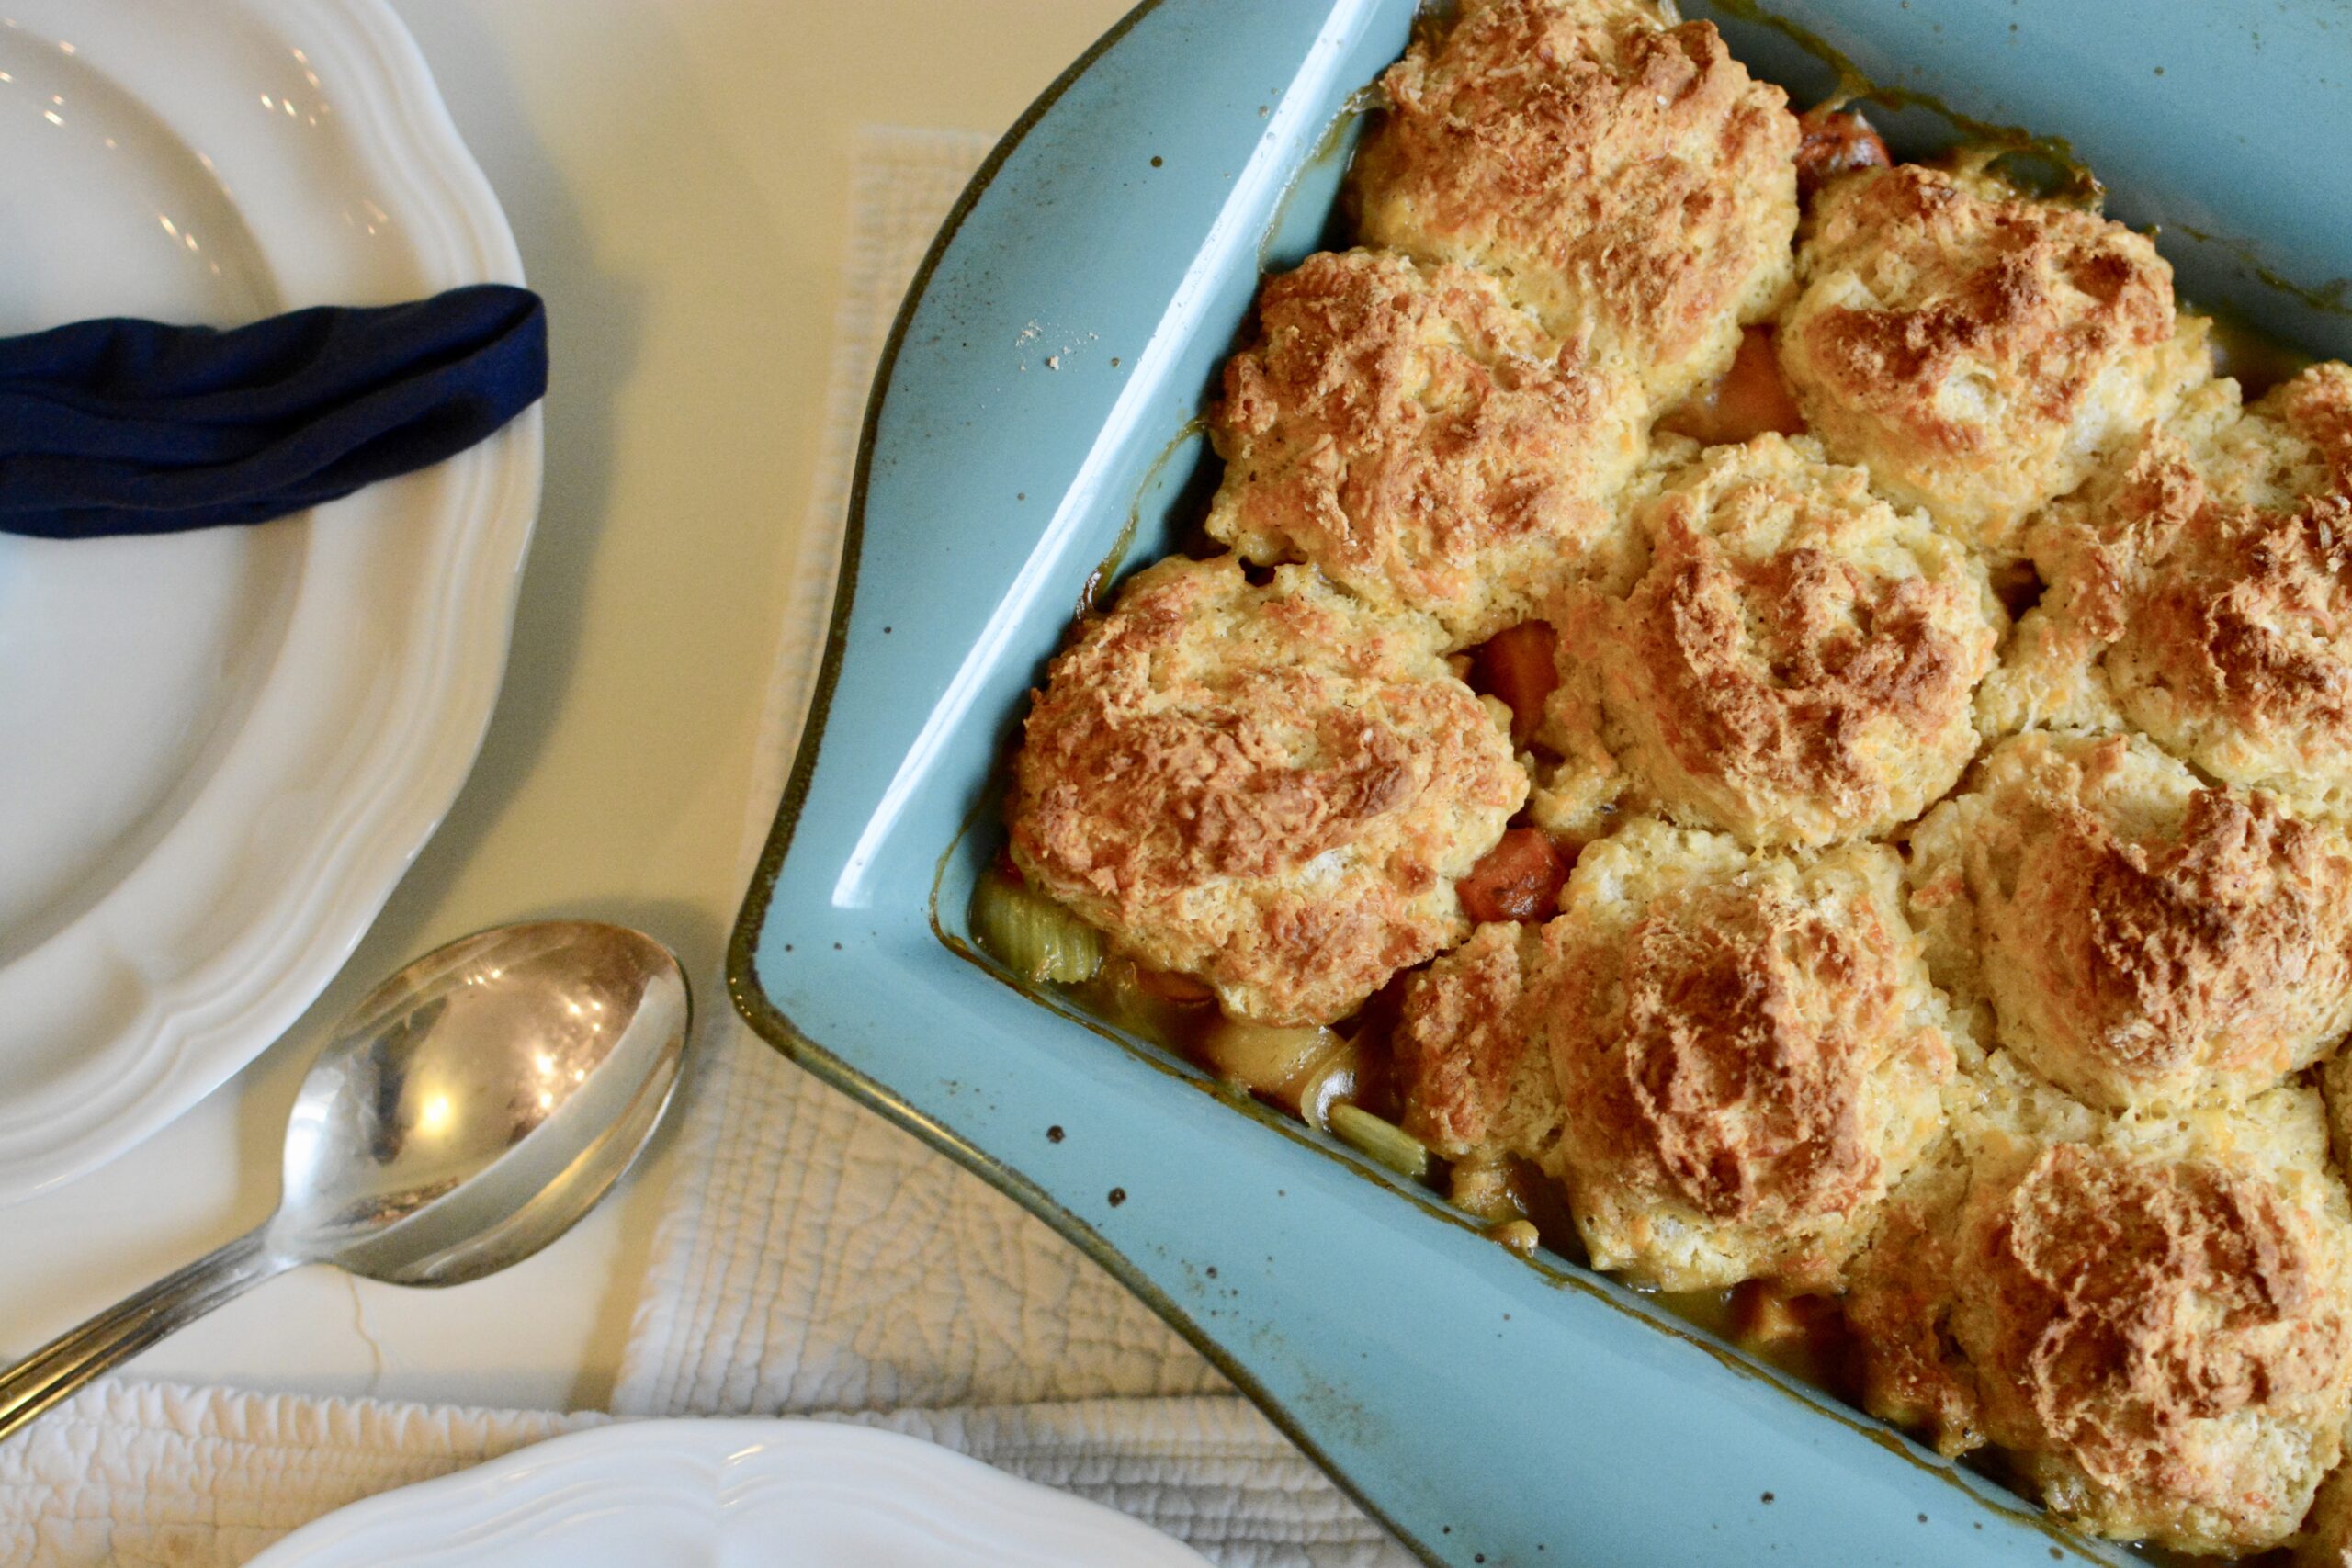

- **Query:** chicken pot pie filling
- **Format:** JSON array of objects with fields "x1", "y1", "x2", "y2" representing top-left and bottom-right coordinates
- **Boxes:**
[{"x1": 975, "y1": 0, "x2": 2352, "y2": 1553}]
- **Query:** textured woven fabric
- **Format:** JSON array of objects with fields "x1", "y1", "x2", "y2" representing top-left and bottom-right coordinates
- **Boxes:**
[
  {"x1": 0, "y1": 285, "x2": 546, "y2": 536},
  {"x1": 0, "y1": 1381, "x2": 594, "y2": 1567},
  {"x1": 614, "y1": 125, "x2": 1228, "y2": 1418}
]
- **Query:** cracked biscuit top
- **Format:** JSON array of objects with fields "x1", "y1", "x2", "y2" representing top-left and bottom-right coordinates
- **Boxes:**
[
  {"x1": 1527, "y1": 820, "x2": 1956, "y2": 1291},
  {"x1": 1533, "y1": 434, "x2": 2001, "y2": 849},
  {"x1": 1207, "y1": 248, "x2": 1646, "y2": 647},
  {"x1": 1983, "y1": 363, "x2": 2352, "y2": 814},
  {"x1": 1009, "y1": 556, "x2": 1526, "y2": 1026},
  {"x1": 1848, "y1": 1069, "x2": 2352, "y2": 1556},
  {"x1": 1778, "y1": 165, "x2": 2209, "y2": 556},
  {"x1": 1906, "y1": 731, "x2": 2352, "y2": 1111},
  {"x1": 1350, "y1": 0, "x2": 1799, "y2": 404}
]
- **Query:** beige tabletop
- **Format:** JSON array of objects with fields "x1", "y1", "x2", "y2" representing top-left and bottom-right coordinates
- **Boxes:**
[{"x1": 0, "y1": 0, "x2": 1132, "y2": 1416}]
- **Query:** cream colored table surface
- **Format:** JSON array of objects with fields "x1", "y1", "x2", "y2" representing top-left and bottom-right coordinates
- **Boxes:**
[{"x1": 0, "y1": 0, "x2": 1132, "y2": 1416}]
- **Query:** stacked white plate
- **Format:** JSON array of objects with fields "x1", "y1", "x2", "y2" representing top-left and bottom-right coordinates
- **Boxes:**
[
  {"x1": 0, "y1": 0, "x2": 540, "y2": 1203},
  {"x1": 250, "y1": 1421, "x2": 1214, "y2": 1566}
]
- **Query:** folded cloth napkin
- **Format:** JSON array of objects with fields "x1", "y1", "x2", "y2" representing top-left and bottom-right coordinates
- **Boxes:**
[{"x1": 0, "y1": 283, "x2": 547, "y2": 538}]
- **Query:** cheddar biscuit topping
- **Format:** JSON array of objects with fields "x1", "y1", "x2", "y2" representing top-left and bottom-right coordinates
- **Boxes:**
[
  {"x1": 1011, "y1": 557, "x2": 1524, "y2": 1025},
  {"x1": 1209, "y1": 248, "x2": 1645, "y2": 646},
  {"x1": 1351, "y1": 0, "x2": 1799, "y2": 403},
  {"x1": 1779, "y1": 165, "x2": 2208, "y2": 555}
]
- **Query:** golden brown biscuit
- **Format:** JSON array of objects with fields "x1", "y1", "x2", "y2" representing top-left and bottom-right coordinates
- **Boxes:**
[
  {"x1": 1532, "y1": 820, "x2": 1957, "y2": 1291},
  {"x1": 1778, "y1": 165, "x2": 2209, "y2": 556},
  {"x1": 1532, "y1": 435, "x2": 2001, "y2": 848},
  {"x1": 1009, "y1": 556, "x2": 1525, "y2": 1026},
  {"x1": 1350, "y1": 0, "x2": 1798, "y2": 404},
  {"x1": 1983, "y1": 364, "x2": 2352, "y2": 811},
  {"x1": 1848, "y1": 1064, "x2": 2352, "y2": 1555},
  {"x1": 1905, "y1": 731, "x2": 2352, "y2": 1111},
  {"x1": 1393, "y1": 920, "x2": 1559, "y2": 1164},
  {"x1": 1206, "y1": 249, "x2": 1645, "y2": 647}
]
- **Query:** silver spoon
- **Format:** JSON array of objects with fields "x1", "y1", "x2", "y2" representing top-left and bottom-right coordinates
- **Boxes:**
[{"x1": 0, "y1": 919, "x2": 690, "y2": 1443}]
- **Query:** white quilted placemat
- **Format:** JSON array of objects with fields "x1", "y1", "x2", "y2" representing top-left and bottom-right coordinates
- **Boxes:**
[
  {"x1": 0, "y1": 1381, "x2": 597, "y2": 1567},
  {"x1": 613, "y1": 126, "x2": 1224, "y2": 1417},
  {"x1": 0, "y1": 128, "x2": 1408, "y2": 1568}
]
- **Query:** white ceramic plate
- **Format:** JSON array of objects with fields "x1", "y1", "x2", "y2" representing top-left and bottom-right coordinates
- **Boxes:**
[
  {"x1": 0, "y1": 0, "x2": 538, "y2": 1201},
  {"x1": 247, "y1": 1419, "x2": 1213, "y2": 1567}
]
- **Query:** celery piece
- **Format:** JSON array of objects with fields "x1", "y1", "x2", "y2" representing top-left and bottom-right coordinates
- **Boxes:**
[
  {"x1": 1328, "y1": 1102, "x2": 1431, "y2": 1181},
  {"x1": 1295, "y1": 1040, "x2": 1363, "y2": 1132},
  {"x1": 969, "y1": 874, "x2": 1103, "y2": 984},
  {"x1": 1090, "y1": 959, "x2": 1170, "y2": 1038}
]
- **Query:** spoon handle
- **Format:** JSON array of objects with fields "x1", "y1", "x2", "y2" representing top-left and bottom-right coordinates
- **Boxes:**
[{"x1": 0, "y1": 1224, "x2": 295, "y2": 1444}]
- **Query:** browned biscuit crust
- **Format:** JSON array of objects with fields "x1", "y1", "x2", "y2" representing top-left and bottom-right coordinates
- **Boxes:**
[
  {"x1": 1535, "y1": 435, "x2": 2000, "y2": 847},
  {"x1": 1849, "y1": 1069, "x2": 2352, "y2": 1554},
  {"x1": 1905, "y1": 732, "x2": 2352, "y2": 1111},
  {"x1": 1779, "y1": 165, "x2": 2207, "y2": 555},
  {"x1": 1207, "y1": 249, "x2": 1645, "y2": 646},
  {"x1": 1531, "y1": 822, "x2": 1956, "y2": 1290},
  {"x1": 1965, "y1": 1145, "x2": 2350, "y2": 1549},
  {"x1": 1393, "y1": 920, "x2": 1559, "y2": 1162},
  {"x1": 1842, "y1": 1150, "x2": 1983, "y2": 1456},
  {"x1": 1984, "y1": 364, "x2": 2352, "y2": 814},
  {"x1": 1009, "y1": 556, "x2": 1525, "y2": 1025},
  {"x1": 1351, "y1": 0, "x2": 1798, "y2": 403}
]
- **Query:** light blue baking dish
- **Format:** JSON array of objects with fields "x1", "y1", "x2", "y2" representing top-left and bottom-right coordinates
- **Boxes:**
[{"x1": 730, "y1": 4, "x2": 2352, "y2": 1562}]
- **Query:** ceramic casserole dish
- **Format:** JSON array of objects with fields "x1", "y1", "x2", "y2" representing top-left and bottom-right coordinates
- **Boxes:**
[{"x1": 731, "y1": 3, "x2": 2352, "y2": 1561}]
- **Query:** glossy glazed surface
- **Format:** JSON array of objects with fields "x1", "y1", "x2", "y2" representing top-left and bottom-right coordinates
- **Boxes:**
[{"x1": 734, "y1": 2, "x2": 2352, "y2": 1562}]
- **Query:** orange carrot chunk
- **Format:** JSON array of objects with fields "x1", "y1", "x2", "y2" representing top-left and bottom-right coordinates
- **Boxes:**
[
  {"x1": 1458, "y1": 828, "x2": 1570, "y2": 924},
  {"x1": 1659, "y1": 326, "x2": 1806, "y2": 447},
  {"x1": 1469, "y1": 621, "x2": 1560, "y2": 748},
  {"x1": 1715, "y1": 326, "x2": 1807, "y2": 442}
]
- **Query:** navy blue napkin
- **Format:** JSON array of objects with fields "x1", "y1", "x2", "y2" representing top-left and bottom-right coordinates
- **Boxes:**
[{"x1": 0, "y1": 283, "x2": 547, "y2": 538}]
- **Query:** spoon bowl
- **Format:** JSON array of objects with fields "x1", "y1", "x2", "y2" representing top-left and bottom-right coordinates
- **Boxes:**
[
  {"x1": 276, "y1": 921, "x2": 688, "y2": 1285},
  {"x1": 0, "y1": 919, "x2": 690, "y2": 1442}
]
